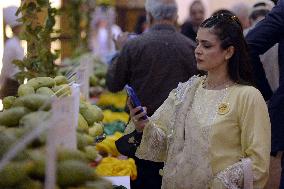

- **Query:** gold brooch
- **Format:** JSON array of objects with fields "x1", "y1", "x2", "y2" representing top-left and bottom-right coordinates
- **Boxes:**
[
  {"x1": 218, "y1": 103, "x2": 230, "y2": 115},
  {"x1": 128, "y1": 137, "x2": 135, "y2": 144}
]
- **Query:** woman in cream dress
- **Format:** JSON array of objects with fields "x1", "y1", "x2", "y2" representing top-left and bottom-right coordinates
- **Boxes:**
[{"x1": 126, "y1": 14, "x2": 271, "y2": 189}]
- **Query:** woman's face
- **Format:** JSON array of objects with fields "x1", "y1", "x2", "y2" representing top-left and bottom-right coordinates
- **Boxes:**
[{"x1": 195, "y1": 27, "x2": 233, "y2": 72}]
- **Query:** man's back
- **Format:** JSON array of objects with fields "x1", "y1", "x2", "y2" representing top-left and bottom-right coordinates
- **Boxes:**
[{"x1": 107, "y1": 24, "x2": 197, "y2": 115}]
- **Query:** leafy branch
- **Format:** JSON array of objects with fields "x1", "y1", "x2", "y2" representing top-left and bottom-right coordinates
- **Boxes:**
[{"x1": 14, "y1": 0, "x2": 59, "y2": 83}]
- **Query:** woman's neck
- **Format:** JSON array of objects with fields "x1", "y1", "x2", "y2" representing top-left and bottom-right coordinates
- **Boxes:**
[{"x1": 205, "y1": 71, "x2": 232, "y2": 89}]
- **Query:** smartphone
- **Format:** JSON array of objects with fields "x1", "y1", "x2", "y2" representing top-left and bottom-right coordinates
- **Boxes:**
[{"x1": 125, "y1": 85, "x2": 147, "y2": 120}]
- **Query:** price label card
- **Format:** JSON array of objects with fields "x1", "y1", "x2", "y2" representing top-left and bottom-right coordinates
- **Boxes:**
[
  {"x1": 44, "y1": 84, "x2": 80, "y2": 189},
  {"x1": 77, "y1": 57, "x2": 91, "y2": 100}
]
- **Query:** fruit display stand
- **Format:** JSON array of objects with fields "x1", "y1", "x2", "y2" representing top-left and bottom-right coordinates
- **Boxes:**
[{"x1": 0, "y1": 76, "x2": 115, "y2": 189}]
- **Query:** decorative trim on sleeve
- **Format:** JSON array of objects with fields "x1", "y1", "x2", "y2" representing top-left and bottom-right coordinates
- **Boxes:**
[{"x1": 216, "y1": 161, "x2": 244, "y2": 189}]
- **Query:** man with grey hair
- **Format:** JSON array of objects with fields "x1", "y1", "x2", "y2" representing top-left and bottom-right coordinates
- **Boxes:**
[
  {"x1": 107, "y1": 0, "x2": 197, "y2": 188},
  {"x1": 231, "y1": 2, "x2": 251, "y2": 29}
]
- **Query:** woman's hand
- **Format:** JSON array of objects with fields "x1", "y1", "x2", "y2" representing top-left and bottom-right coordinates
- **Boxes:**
[{"x1": 127, "y1": 99, "x2": 149, "y2": 132}]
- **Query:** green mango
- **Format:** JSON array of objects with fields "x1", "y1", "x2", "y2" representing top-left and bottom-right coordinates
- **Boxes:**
[
  {"x1": 54, "y1": 75, "x2": 68, "y2": 85},
  {"x1": 77, "y1": 133, "x2": 94, "y2": 150},
  {"x1": 80, "y1": 101, "x2": 103, "y2": 126},
  {"x1": 57, "y1": 147, "x2": 88, "y2": 162},
  {"x1": 0, "y1": 130, "x2": 29, "y2": 161},
  {"x1": 52, "y1": 84, "x2": 71, "y2": 97},
  {"x1": 88, "y1": 123, "x2": 104, "y2": 137},
  {"x1": 89, "y1": 75, "x2": 98, "y2": 86},
  {"x1": 0, "y1": 107, "x2": 30, "y2": 127},
  {"x1": 18, "y1": 179, "x2": 43, "y2": 189},
  {"x1": 98, "y1": 78, "x2": 106, "y2": 87},
  {"x1": 27, "y1": 77, "x2": 55, "y2": 90},
  {"x1": 0, "y1": 131, "x2": 17, "y2": 157},
  {"x1": 77, "y1": 113, "x2": 89, "y2": 133},
  {"x1": 2, "y1": 96, "x2": 17, "y2": 109},
  {"x1": 27, "y1": 150, "x2": 46, "y2": 179},
  {"x1": 20, "y1": 111, "x2": 50, "y2": 128},
  {"x1": 84, "y1": 146, "x2": 98, "y2": 161},
  {"x1": 36, "y1": 87, "x2": 55, "y2": 97},
  {"x1": 13, "y1": 94, "x2": 51, "y2": 111},
  {"x1": 94, "y1": 67, "x2": 107, "y2": 78},
  {"x1": 18, "y1": 84, "x2": 35, "y2": 97},
  {"x1": 0, "y1": 162, "x2": 32, "y2": 187},
  {"x1": 57, "y1": 160, "x2": 96, "y2": 187}
]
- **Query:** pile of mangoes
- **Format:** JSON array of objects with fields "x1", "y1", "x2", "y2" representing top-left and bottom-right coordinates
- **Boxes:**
[
  {"x1": 0, "y1": 76, "x2": 111, "y2": 189},
  {"x1": 89, "y1": 63, "x2": 107, "y2": 89}
]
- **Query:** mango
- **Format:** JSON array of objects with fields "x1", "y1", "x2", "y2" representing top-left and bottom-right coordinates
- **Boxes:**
[
  {"x1": 80, "y1": 101, "x2": 103, "y2": 126},
  {"x1": 53, "y1": 84, "x2": 71, "y2": 97},
  {"x1": 18, "y1": 84, "x2": 35, "y2": 97},
  {"x1": 0, "y1": 162, "x2": 31, "y2": 187},
  {"x1": 36, "y1": 87, "x2": 55, "y2": 96},
  {"x1": 27, "y1": 77, "x2": 55, "y2": 90},
  {"x1": 0, "y1": 107, "x2": 30, "y2": 127},
  {"x1": 88, "y1": 123, "x2": 104, "y2": 137},
  {"x1": 89, "y1": 75, "x2": 98, "y2": 86},
  {"x1": 57, "y1": 148, "x2": 87, "y2": 162},
  {"x1": 0, "y1": 131, "x2": 17, "y2": 157},
  {"x1": 57, "y1": 160, "x2": 96, "y2": 187},
  {"x1": 54, "y1": 75, "x2": 69, "y2": 85},
  {"x1": 77, "y1": 133, "x2": 94, "y2": 150},
  {"x1": 28, "y1": 150, "x2": 46, "y2": 179},
  {"x1": 2, "y1": 96, "x2": 17, "y2": 109},
  {"x1": 18, "y1": 179, "x2": 43, "y2": 189},
  {"x1": 13, "y1": 94, "x2": 51, "y2": 111},
  {"x1": 77, "y1": 113, "x2": 89, "y2": 133},
  {"x1": 84, "y1": 146, "x2": 98, "y2": 161}
]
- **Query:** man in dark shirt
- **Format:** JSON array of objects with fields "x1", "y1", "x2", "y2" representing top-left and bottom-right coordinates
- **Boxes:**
[
  {"x1": 107, "y1": 3, "x2": 197, "y2": 116},
  {"x1": 106, "y1": 0, "x2": 197, "y2": 188}
]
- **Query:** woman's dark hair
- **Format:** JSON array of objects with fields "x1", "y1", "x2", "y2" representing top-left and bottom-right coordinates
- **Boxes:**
[
  {"x1": 211, "y1": 9, "x2": 235, "y2": 17},
  {"x1": 200, "y1": 13, "x2": 254, "y2": 85}
]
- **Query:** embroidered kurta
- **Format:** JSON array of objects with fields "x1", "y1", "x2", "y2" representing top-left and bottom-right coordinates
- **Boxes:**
[{"x1": 125, "y1": 76, "x2": 271, "y2": 189}]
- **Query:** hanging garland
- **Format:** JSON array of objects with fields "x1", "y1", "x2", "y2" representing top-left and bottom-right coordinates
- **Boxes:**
[{"x1": 13, "y1": 0, "x2": 59, "y2": 83}]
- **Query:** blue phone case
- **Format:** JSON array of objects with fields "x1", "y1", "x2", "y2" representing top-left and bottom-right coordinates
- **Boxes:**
[{"x1": 125, "y1": 85, "x2": 147, "y2": 120}]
